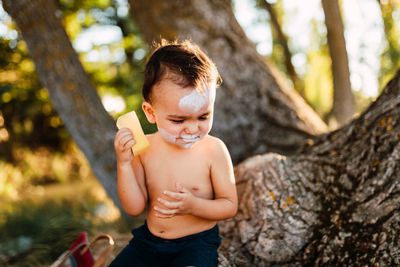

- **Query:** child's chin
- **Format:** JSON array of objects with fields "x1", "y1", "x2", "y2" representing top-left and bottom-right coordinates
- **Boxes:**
[
  {"x1": 175, "y1": 139, "x2": 199, "y2": 149},
  {"x1": 177, "y1": 142, "x2": 196, "y2": 149}
]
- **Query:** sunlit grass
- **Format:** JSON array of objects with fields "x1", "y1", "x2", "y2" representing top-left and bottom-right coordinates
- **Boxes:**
[
  {"x1": 1, "y1": 145, "x2": 91, "y2": 202},
  {"x1": 0, "y1": 144, "x2": 141, "y2": 266},
  {"x1": 0, "y1": 197, "x2": 96, "y2": 264}
]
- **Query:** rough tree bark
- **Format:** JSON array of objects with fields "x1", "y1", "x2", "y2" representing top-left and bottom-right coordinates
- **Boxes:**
[
  {"x1": 322, "y1": 0, "x2": 355, "y2": 127},
  {"x1": 129, "y1": 0, "x2": 327, "y2": 164},
  {"x1": 2, "y1": 0, "x2": 123, "y2": 213},
  {"x1": 218, "y1": 71, "x2": 400, "y2": 266}
]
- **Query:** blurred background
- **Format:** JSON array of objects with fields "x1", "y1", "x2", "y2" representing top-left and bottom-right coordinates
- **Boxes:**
[{"x1": 0, "y1": 0, "x2": 399, "y2": 265}]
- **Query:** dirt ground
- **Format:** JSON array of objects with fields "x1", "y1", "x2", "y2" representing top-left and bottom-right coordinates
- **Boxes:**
[{"x1": 91, "y1": 230, "x2": 131, "y2": 265}]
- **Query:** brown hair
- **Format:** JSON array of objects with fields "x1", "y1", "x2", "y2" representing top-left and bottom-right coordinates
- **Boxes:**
[{"x1": 142, "y1": 40, "x2": 222, "y2": 103}]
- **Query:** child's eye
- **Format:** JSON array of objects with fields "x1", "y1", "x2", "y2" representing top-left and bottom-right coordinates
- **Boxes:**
[
  {"x1": 171, "y1": 119, "x2": 184, "y2": 124},
  {"x1": 199, "y1": 116, "x2": 209, "y2": 121}
]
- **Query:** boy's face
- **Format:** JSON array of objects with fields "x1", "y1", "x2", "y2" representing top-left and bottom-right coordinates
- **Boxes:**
[{"x1": 143, "y1": 78, "x2": 216, "y2": 149}]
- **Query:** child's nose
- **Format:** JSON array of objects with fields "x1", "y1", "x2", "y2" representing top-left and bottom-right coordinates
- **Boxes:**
[{"x1": 185, "y1": 121, "x2": 199, "y2": 134}]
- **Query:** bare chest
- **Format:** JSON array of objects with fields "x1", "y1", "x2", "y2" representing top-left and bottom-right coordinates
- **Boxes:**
[{"x1": 143, "y1": 154, "x2": 214, "y2": 200}]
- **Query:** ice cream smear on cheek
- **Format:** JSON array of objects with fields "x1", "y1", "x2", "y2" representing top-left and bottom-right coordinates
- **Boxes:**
[{"x1": 159, "y1": 128, "x2": 203, "y2": 149}]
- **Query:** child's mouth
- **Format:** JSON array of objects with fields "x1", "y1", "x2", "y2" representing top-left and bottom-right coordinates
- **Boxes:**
[
  {"x1": 181, "y1": 137, "x2": 199, "y2": 143},
  {"x1": 179, "y1": 135, "x2": 201, "y2": 143},
  {"x1": 176, "y1": 134, "x2": 203, "y2": 148}
]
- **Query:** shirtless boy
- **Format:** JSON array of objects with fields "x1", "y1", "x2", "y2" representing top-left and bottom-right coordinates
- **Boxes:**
[{"x1": 110, "y1": 40, "x2": 238, "y2": 267}]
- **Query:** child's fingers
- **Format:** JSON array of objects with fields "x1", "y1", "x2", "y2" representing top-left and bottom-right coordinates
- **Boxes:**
[
  {"x1": 123, "y1": 139, "x2": 136, "y2": 150},
  {"x1": 118, "y1": 132, "x2": 136, "y2": 149},
  {"x1": 117, "y1": 128, "x2": 135, "y2": 141},
  {"x1": 157, "y1": 198, "x2": 181, "y2": 209},
  {"x1": 163, "y1": 190, "x2": 182, "y2": 200},
  {"x1": 115, "y1": 128, "x2": 131, "y2": 138},
  {"x1": 119, "y1": 136, "x2": 132, "y2": 148},
  {"x1": 115, "y1": 129, "x2": 133, "y2": 147},
  {"x1": 118, "y1": 130, "x2": 134, "y2": 141},
  {"x1": 118, "y1": 139, "x2": 133, "y2": 153}
]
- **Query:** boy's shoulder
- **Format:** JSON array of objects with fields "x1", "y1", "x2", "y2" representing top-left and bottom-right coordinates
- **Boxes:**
[
  {"x1": 202, "y1": 135, "x2": 229, "y2": 154},
  {"x1": 203, "y1": 134, "x2": 224, "y2": 145},
  {"x1": 202, "y1": 135, "x2": 232, "y2": 168}
]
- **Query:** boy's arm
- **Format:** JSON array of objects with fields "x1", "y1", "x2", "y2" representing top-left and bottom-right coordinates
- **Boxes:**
[
  {"x1": 155, "y1": 138, "x2": 238, "y2": 220},
  {"x1": 115, "y1": 128, "x2": 148, "y2": 216}
]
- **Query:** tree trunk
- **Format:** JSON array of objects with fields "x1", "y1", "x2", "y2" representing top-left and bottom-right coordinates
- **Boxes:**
[
  {"x1": 322, "y1": 0, "x2": 355, "y2": 128},
  {"x1": 218, "y1": 70, "x2": 400, "y2": 266},
  {"x1": 260, "y1": 0, "x2": 305, "y2": 97},
  {"x1": 2, "y1": 0, "x2": 123, "y2": 214},
  {"x1": 129, "y1": 0, "x2": 327, "y2": 164}
]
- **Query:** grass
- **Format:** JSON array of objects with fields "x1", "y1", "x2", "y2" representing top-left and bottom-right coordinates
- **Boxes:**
[{"x1": 0, "y1": 144, "x2": 143, "y2": 266}]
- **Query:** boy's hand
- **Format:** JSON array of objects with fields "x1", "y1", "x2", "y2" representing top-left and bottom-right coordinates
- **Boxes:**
[
  {"x1": 114, "y1": 128, "x2": 136, "y2": 164},
  {"x1": 154, "y1": 182, "x2": 195, "y2": 218}
]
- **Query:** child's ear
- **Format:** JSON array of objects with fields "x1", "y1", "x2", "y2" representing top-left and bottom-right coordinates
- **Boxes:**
[{"x1": 142, "y1": 102, "x2": 156, "y2": 124}]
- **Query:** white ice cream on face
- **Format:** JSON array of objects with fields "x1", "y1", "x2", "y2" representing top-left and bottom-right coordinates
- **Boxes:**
[
  {"x1": 181, "y1": 134, "x2": 200, "y2": 142},
  {"x1": 159, "y1": 128, "x2": 204, "y2": 149},
  {"x1": 178, "y1": 87, "x2": 215, "y2": 113},
  {"x1": 159, "y1": 128, "x2": 177, "y2": 145},
  {"x1": 180, "y1": 133, "x2": 204, "y2": 148},
  {"x1": 158, "y1": 87, "x2": 215, "y2": 149}
]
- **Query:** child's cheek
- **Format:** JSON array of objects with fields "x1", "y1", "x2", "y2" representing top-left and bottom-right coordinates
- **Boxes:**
[
  {"x1": 200, "y1": 120, "x2": 213, "y2": 135},
  {"x1": 159, "y1": 128, "x2": 179, "y2": 144}
]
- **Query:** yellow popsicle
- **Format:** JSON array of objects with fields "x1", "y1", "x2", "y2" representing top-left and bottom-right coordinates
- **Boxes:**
[{"x1": 116, "y1": 111, "x2": 150, "y2": 155}]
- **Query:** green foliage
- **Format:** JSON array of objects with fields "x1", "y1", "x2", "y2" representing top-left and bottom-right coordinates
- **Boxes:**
[
  {"x1": 302, "y1": 18, "x2": 332, "y2": 120},
  {"x1": 0, "y1": 0, "x2": 154, "y2": 162},
  {"x1": 304, "y1": 49, "x2": 333, "y2": 119},
  {"x1": 0, "y1": 187, "x2": 129, "y2": 266},
  {"x1": 257, "y1": 0, "x2": 288, "y2": 75},
  {"x1": 378, "y1": 3, "x2": 400, "y2": 91},
  {"x1": 0, "y1": 144, "x2": 91, "y2": 202},
  {"x1": 0, "y1": 5, "x2": 151, "y2": 263},
  {"x1": 0, "y1": 37, "x2": 70, "y2": 160},
  {"x1": 0, "y1": 145, "x2": 140, "y2": 265},
  {"x1": 58, "y1": 0, "x2": 155, "y2": 132},
  {"x1": 0, "y1": 198, "x2": 95, "y2": 265}
]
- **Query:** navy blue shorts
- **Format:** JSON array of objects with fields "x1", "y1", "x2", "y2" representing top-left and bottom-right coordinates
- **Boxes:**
[{"x1": 109, "y1": 222, "x2": 221, "y2": 267}]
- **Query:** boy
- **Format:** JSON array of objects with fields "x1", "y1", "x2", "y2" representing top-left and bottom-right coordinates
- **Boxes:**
[{"x1": 110, "y1": 40, "x2": 238, "y2": 267}]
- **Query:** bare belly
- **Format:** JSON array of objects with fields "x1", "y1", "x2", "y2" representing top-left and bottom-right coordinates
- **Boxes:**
[{"x1": 146, "y1": 208, "x2": 216, "y2": 239}]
